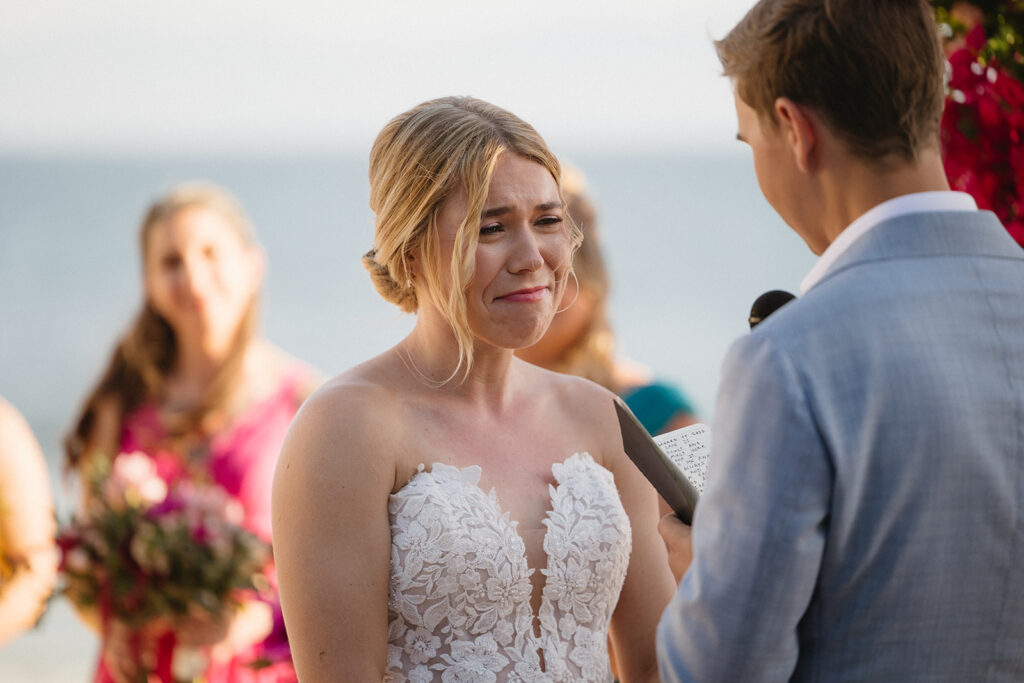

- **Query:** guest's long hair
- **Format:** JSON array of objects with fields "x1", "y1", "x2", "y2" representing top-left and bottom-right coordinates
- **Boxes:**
[
  {"x1": 540, "y1": 168, "x2": 618, "y2": 392},
  {"x1": 362, "y1": 96, "x2": 583, "y2": 383},
  {"x1": 64, "y1": 183, "x2": 260, "y2": 469}
]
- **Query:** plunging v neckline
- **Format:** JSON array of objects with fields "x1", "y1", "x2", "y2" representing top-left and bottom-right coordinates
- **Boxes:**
[
  {"x1": 395, "y1": 452, "x2": 601, "y2": 656},
  {"x1": 403, "y1": 454, "x2": 576, "y2": 583},
  {"x1": 386, "y1": 450, "x2": 630, "y2": 680}
]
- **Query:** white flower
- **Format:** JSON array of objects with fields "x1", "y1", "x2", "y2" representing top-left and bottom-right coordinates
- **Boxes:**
[
  {"x1": 405, "y1": 627, "x2": 442, "y2": 665},
  {"x1": 492, "y1": 618, "x2": 515, "y2": 646},
  {"x1": 394, "y1": 520, "x2": 432, "y2": 577},
  {"x1": 569, "y1": 626, "x2": 607, "y2": 680},
  {"x1": 440, "y1": 634, "x2": 509, "y2": 682},
  {"x1": 433, "y1": 570, "x2": 459, "y2": 596},
  {"x1": 545, "y1": 558, "x2": 595, "y2": 623},
  {"x1": 386, "y1": 643, "x2": 405, "y2": 671},
  {"x1": 64, "y1": 547, "x2": 91, "y2": 573},
  {"x1": 408, "y1": 665, "x2": 434, "y2": 683},
  {"x1": 512, "y1": 659, "x2": 545, "y2": 679},
  {"x1": 484, "y1": 565, "x2": 531, "y2": 617},
  {"x1": 543, "y1": 527, "x2": 572, "y2": 561},
  {"x1": 171, "y1": 646, "x2": 208, "y2": 681},
  {"x1": 111, "y1": 452, "x2": 167, "y2": 507},
  {"x1": 552, "y1": 455, "x2": 592, "y2": 492},
  {"x1": 458, "y1": 570, "x2": 482, "y2": 593}
]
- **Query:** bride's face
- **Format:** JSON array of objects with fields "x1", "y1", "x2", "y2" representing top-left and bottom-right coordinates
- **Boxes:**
[{"x1": 431, "y1": 153, "x2": 572, "y2": 351}]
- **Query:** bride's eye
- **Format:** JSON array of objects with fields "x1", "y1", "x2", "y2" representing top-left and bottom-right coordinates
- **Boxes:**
[
  {"x1": 536, "y1": 216, "x2": 563, "y2": 228},
  {"x1": 480, "y1": 223, "x2": 503, "y2": 236}
]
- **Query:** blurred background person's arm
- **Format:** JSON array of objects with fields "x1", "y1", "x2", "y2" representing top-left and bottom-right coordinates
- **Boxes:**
[{"x1": 0, "y1": 397, "x2": 58, "y2": 647}]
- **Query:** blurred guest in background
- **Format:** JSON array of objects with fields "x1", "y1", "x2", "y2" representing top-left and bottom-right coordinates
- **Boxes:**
[
  {"x1": 0, "y1": 397, "x2": 58, "y2": 647},
  {"x1": 64, "y1": 183, "x2": 319, "y2": 683},
  {"x1": 516, "y1": 166, "x2": 698, "y2": 435}
]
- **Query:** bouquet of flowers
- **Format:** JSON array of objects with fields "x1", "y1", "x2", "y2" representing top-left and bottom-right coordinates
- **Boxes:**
[
  {"x1": 58, "y1": 451, "x2": 272, "y2": 676},
  {"x1": 935, "y1": 0, "x2": 1024, "y2": 245}
]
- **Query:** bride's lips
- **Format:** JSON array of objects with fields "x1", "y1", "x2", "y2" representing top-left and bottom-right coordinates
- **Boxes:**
[{"x1": 495, "y1": 286, "x2": 548, "y2": 303}]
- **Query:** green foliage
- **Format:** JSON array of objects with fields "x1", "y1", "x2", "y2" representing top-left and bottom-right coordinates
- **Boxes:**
[{"x1": 935, "y1": 1, "x2": 1024, "y2": 82}]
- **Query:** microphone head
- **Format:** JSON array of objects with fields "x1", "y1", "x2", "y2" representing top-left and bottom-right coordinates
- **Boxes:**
[{"x1": 749, "y1": 290, "x2": 796, "y2": 330}]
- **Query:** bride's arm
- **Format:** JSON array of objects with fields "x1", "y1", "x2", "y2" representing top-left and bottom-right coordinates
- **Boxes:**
[
  {"x1": 272, "y1": 381, "x2": 396, "y2": 681},
  {"x1": 601, "y1": 398, "x2": 677, "y2": 683}
]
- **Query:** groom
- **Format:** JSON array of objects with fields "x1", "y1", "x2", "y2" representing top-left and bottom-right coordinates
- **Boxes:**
[{"x1": 657, "y1": 0, "x2": 1024, "y2": 680}]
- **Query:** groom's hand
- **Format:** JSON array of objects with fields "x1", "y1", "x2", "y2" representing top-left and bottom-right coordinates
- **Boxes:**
[{"x1": 658, "y1": 513, "x2": 693, "y2": 584}]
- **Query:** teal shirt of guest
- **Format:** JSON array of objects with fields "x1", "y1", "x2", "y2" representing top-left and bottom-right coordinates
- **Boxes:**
[{"x1": 621, "y1": 381, "x2": 697, "y2": 435}]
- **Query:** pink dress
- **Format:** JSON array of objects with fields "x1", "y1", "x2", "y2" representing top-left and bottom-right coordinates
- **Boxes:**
[{"x1": 94, "y1": 370, "x2": 306, "y2": 683}]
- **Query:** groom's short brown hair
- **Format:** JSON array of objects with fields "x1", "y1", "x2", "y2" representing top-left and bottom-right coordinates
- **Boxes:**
[{"x1": 715, "y1": 0, "x2": 946, "y2": 163}]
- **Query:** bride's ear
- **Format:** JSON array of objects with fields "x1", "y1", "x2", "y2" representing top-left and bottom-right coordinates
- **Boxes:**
[
  {"x1": 405, "y1": 252, "x2": 420, "y2": 283},
  {"x1": 774, "y1": 97, "x2": 818, "y2": 173}
]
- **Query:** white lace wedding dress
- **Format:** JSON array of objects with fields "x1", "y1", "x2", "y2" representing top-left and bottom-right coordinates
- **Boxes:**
[{"x1": 384, "y1": 452, "x2": 632, "y2": 682}]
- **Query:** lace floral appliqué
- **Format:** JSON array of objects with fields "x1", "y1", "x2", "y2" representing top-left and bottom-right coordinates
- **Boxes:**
[{"x1": 383, "y1": 453, "x2": 631, "y2": 682}]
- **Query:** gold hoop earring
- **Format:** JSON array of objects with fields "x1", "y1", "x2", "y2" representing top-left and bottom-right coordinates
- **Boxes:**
[{"x1": 555, "y1": 270, "x2": 580, "y2": 315}]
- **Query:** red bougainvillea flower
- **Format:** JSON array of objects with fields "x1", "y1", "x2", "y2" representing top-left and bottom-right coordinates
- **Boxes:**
[{"x1": 940, "y1": 25, "x2": 1024, "y2": 247}]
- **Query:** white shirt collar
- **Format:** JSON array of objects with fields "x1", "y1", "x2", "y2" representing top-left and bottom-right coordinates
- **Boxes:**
[{"x1": 799, "y1": 191, "x2": 978, "y2": 294}]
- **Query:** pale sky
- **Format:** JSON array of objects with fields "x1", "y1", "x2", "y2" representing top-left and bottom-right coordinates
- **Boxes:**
[{"x1": 1, "y1": 0, "x2": 755, "y2": 156}]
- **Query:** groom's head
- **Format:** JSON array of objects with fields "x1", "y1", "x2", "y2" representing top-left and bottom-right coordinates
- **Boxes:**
[
  {"x1": 716, "y1": 0, "x2": 946, "y2": 164},
  {"x1": 714, "y1": 0, "x2": 948, "y2": 253}
]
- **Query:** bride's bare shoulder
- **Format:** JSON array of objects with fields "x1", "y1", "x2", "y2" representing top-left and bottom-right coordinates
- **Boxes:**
[
  {"x1": 277, "y1": 352, "x2": 406, "y2": 488},
  {"x1": 518, "y1": 361, "x2": 621, "y2": 445},
  {"x1": 522, "y1": 361, "x2": 617, "y2": 417}
]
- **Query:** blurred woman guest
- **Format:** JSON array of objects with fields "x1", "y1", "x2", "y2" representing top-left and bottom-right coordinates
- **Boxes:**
[
  {"x1": 65, "y1": 183, "x2": 319, "y2": 683},
  {"x1": 516, "y1": 168, "x2": 698, "y2": 435},
  {"x1": 273, "y1": 96, "x2": 676, "y2": 682},
  {"x1": 0, "y1": 397, "x2": 58, "y2": 647}
]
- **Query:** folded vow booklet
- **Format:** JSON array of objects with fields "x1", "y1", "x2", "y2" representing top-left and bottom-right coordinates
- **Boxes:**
[{"x1": 614, "y1": 396, "x2": 711, "y2": 524}]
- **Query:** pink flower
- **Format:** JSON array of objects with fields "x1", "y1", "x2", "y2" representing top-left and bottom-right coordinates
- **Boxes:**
[
  {"x1": 58, "y1": 453, "x2": 272, "y2": 632},
  {"x1": 150, "y1": 450, "x2": 187, "y2": 486},
  {"x1": 111, "y1": 451, "x2": 168, "y2": 508},
  {"x1": 64, "y1": 547, "x2": 91, "y2": 573}
]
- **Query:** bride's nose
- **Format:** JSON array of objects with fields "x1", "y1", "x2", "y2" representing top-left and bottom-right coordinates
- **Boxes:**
[{"x1": 507, "y1": 228, "x2": 544, "y2": 273}]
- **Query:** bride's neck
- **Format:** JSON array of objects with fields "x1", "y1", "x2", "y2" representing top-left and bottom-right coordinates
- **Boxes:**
[{"x1": 401, "y1": 323, "x2": 515, "y2": 402}]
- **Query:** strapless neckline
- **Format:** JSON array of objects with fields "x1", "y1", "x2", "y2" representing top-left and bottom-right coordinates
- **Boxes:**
[
  {"x1": 400, "y1": 454, "x2": 590, "y2": 558},
  {"x1": 385, "y1": 452, "x2": 632, "y2": 682}
]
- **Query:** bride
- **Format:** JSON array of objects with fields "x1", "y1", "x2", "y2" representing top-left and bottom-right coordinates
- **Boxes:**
[{"x1": 273, "y1": 96, "x2": 675, "y2": 682}]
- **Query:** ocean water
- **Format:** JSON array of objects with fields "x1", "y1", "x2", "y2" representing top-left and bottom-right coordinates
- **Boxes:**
[{"x1": 0, "y1": 153, "x2": 816, "y2": 679}]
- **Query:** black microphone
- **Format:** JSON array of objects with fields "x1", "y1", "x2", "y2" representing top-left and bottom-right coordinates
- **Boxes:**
[{"x1": 749, "y1": 290, "x2": 796, "y2": 330}]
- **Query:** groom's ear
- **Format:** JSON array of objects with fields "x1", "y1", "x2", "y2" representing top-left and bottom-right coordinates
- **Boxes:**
[{"x1": 774, "y1": 97, "x2": 818, "y2": 173}]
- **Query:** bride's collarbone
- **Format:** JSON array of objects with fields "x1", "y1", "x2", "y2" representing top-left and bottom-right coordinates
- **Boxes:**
[
  {"x1": 388, "y1": 394, "x2": 607, "y2": 493},
  {"x1": 411, "y1": 424, "x2": 579, "y2": 469}
]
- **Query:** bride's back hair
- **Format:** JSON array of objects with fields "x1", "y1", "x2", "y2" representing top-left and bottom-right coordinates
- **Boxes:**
[
  {"x1": 65, "y1": 182, "x2": 260, "y2": 469},
  {"x1": 363, "y1": 96, "x2": 582, "y2": 383}
]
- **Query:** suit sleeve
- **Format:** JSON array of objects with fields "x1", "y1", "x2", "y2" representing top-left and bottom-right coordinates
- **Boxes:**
[{"x1": 657, "y1": 331, "x2": 832, "y2": 682}]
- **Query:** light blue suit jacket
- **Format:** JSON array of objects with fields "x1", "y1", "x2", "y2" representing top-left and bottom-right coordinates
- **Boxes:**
[{"x1": 657, "y1": 210, "x2": 1024, "y2": 681}]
